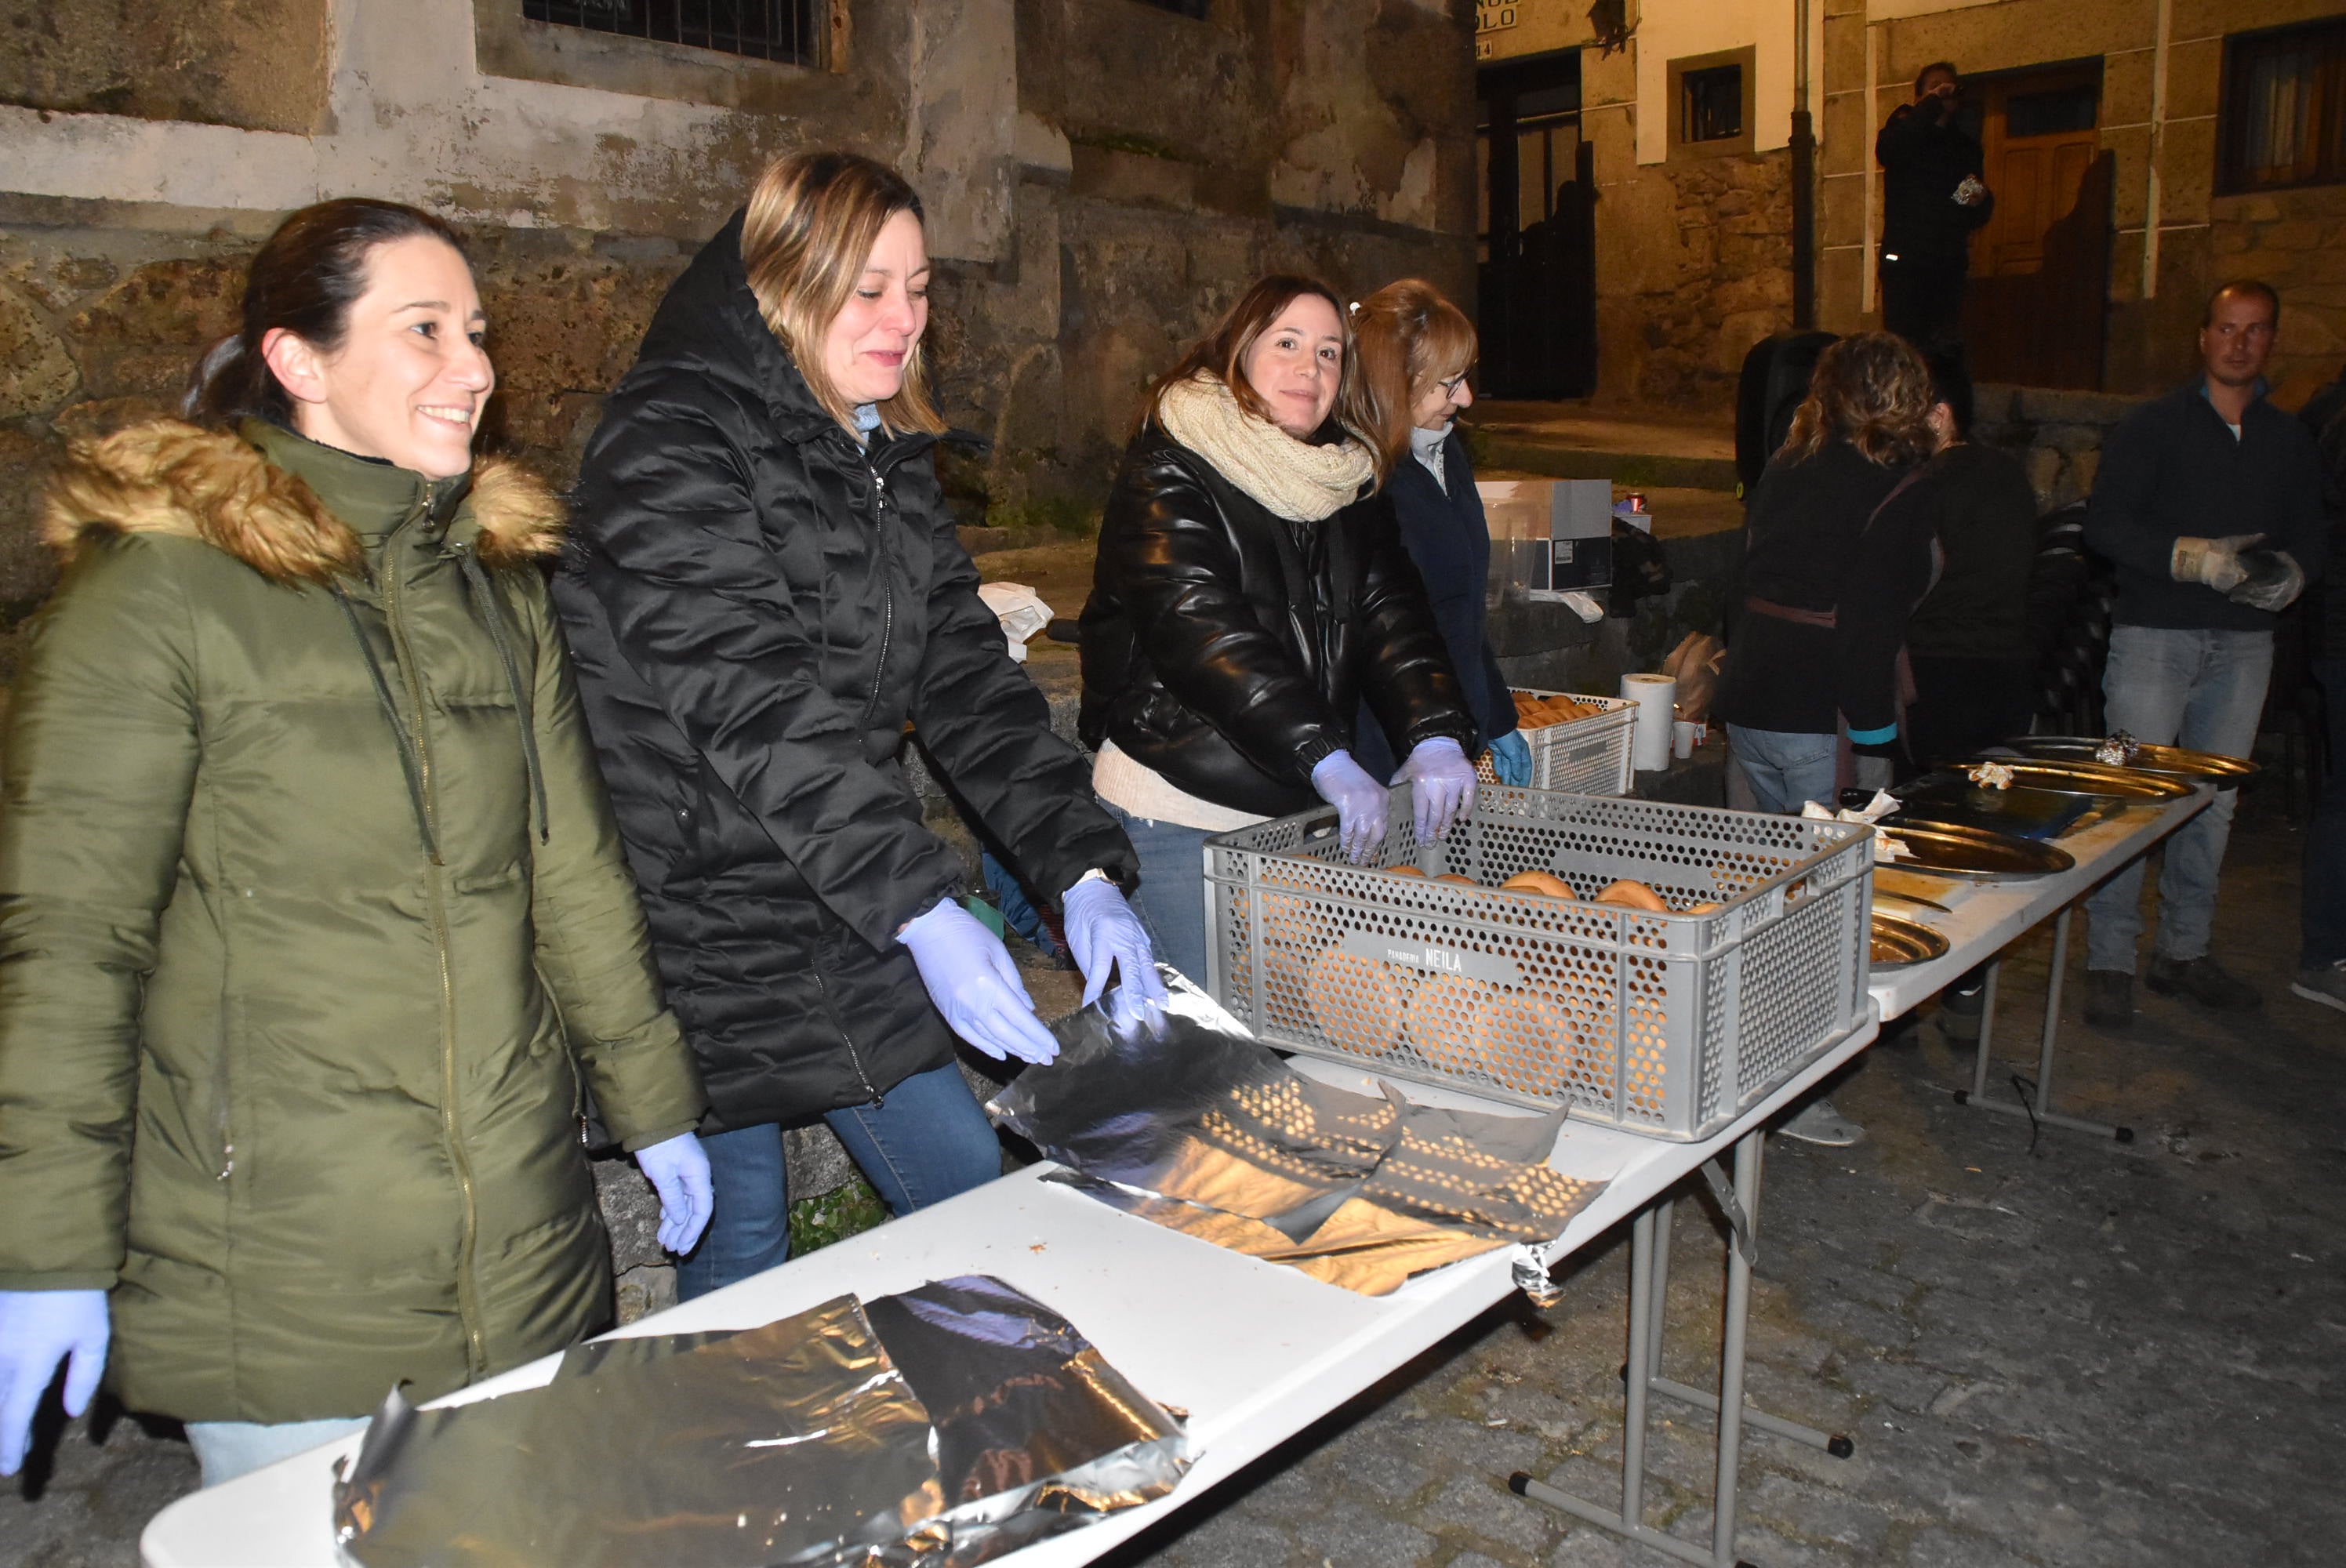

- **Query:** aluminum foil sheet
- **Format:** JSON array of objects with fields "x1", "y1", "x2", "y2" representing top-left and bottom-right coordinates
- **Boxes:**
[
  {"x1": 866, "y1": 1276, "x2": 1191, "y2": 1566},
  {"x1": 332, "y1": 1277, "x2": 1190, "y2": 1568},
  {"x1": 989, "y1": 967, "x2": 1403, "y2": 1240},
  {"x1": 997, "y1": 971, "x2": 1603, "y2": 1296}
]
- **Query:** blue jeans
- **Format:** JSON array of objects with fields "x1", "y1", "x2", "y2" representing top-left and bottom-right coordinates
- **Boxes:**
[
  {"x1": 1098, "y1": 797, "x2": 1214, "y2": 989},
  {"x1": 2084, "y1": 626, "x2": 2273, "y2": 971},
  {"x1": 186, "y1": 1417, "x2": 368, "y2": 1487},
  {"x1": 980, "y1": 848, "x2": 1061, "y2": 957},
  {"x1": 2305, "y1": 659, "x2": 2346, "y2": 968},
  {"x1": 1725, "y1": 725, "x2": 1837, "y2": 816},
  {"x1": 675, "y1": 1061, "x2": 1003, "y2": 1300}
]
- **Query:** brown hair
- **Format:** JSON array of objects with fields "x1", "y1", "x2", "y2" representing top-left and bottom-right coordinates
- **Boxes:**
[
  {"x1": 183, "y1": 198, "x2": 467, "y2": 428},
  {"x1": 1142, "y1": 274, "x2": 1366, "y2": 445},
  {"x1": 740, "y1": 151, "x2": 946, "y2": 437},
  {"x1": 1777, "y1": 332, "x2": 1937, "y2": 468},
  {"x1": 1351, "y1": 278, "x2": 1477, "y2": 481},
  {"x1": 2204, "y1": 278, "x2": 2280, "y2": 328}
]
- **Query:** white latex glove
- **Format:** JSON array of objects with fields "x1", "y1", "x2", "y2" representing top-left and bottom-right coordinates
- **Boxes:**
[{"x1": 2170, "y1": 534, "x2": 2264, "y2": 593}]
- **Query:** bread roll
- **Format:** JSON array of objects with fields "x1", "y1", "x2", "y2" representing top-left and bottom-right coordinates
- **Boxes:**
[
  {"x1": 1306, "y1": 949, "x2": 1406, "y2": 1057},
  {"x1": 1404, "y1": 973, "x2": 1491, "y2": 1075},
  {"x1": 1476, "y1": 986, "x2": 1579, "y2": 1094},
  {"x1": 1501, "y1": 870, "x2": 1578, "y2": 900},
  {"x1": 1433, "y1": 873, "x2": 1479, "y2": 886},
  {"x1": 1385, "y1": 864, "x2": 1427, "y2": 877},
  {"x1": 1594, "y1": 878, "x2": 1667, "y2": 912}
]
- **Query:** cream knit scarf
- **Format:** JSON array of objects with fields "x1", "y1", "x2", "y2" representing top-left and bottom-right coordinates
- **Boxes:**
[{"x1": 1154, "y1": 372, "x2": 1376, "y2": 521}]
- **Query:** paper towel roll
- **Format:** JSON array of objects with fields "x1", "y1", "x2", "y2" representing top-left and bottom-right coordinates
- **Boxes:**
[{"x1": 1622, "y1": 673, "x2": 1676, "y2": 772}]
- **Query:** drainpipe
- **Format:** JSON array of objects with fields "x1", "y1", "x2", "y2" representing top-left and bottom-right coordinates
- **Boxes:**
[
  {"x1": 2142, "y1": 0, "x2": 2173, "y2": 299},
  {"x1": 1790, "y1": 0, "x2": 1817, "y2": 328}
]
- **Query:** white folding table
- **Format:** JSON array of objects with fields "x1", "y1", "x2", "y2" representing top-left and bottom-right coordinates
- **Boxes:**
[
  {"x1": 140, "y1": 1018, "x2": 1878, "y2": 1568},
  {"x1": 1865, "y1": 788, "x2": 2212, "y2": 1136},
  {"x1": 140, "y1": 793, "x2": 2209, "y2": 1568}
]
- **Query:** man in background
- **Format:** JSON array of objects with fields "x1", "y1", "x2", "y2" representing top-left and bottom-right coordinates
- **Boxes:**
[
  {"x1": 1876, "y1": 62, "x2": 1992, "y2": 353},
  {"x1": 2080, "y1": 281, "x2": 2327, "y2": 1027}
]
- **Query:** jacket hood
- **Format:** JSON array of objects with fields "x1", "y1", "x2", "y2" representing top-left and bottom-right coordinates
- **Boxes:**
[
  {"x1": 41, "y1": 419, "x2": 564, "y2": 586},
  {"x1": 636, "y1": 209, "x2": 839, "y2": 445}
]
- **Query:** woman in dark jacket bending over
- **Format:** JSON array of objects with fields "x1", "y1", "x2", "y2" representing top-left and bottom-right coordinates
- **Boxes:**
[
  {"x1": 1080, "y1": 274, "x2": 1482, "y2": 985},
  {"x1": 555, "y1": 153, "x2": 1161, "y2": 1301},
  {"x1": 1349, "y1": 279, "x2": 1532, "y2": 787}
]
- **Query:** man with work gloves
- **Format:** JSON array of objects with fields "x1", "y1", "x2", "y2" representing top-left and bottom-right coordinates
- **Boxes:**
[{"x1": 2079, "y1": 280, "x2": 2327, "y2": 1028}]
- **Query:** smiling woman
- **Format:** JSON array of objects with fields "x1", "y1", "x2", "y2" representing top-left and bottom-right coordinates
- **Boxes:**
[
  {"x1": 1075, "y1": 274, "x2": 1483, "y2": 985},
  {"x1": 0, "y1": 198, "x2": 713, "y2": 1490},
  {"x1": 551, "y1": 151, "x2": 1161, "y2": 1305}
]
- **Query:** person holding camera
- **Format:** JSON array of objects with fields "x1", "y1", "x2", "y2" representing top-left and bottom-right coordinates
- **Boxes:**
[{"x1": 1876, "y1": 61, "x2": 1992, "y2": 353}]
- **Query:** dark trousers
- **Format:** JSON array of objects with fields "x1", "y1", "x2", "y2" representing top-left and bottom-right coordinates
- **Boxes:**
[
  {"x1": 2306, "y1": 658, "x2": 2346, "y2": 967},
  {"x1": 1879, "y1": 252, "x2": 1970, "y2": 352},
  {"x1": 1906, "y1": 655, "x2": 2035, "y2": 772}
]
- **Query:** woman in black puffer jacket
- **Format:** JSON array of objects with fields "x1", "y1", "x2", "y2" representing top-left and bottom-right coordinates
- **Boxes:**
[
  {"x1": 1079, "y1": 274, "x2": 1481, "y2": 985},
  {"x1": 555, "y1": 153, "x2": 1160, "y2": 1301}
]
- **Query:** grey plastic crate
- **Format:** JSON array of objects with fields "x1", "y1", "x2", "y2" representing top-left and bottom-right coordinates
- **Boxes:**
[
  {"x1": 1475, "y1": 690, "x2": 1636, "y2": 795},
  {"x1": 1204, "y1": 787, "x2": 1874, "y2": 1142}
]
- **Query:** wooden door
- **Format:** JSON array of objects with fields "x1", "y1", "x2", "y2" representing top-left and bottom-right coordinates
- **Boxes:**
[
  {"x1": 1959, "y1": 65, "x2": 2111, "y2": 389},
  {"x1": 1476, "y1": 52, "x2": 1596, "y2": 398}
]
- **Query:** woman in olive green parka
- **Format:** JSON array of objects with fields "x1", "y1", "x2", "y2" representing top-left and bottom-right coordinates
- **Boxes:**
[{"x1": 0, "y1": 201, "x2": 710, "y2": 1485}]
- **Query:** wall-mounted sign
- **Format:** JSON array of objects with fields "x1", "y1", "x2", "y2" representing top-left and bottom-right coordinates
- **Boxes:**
[{"x1": 1476, "y1": 0, "x2": 1520, "y2": 60}]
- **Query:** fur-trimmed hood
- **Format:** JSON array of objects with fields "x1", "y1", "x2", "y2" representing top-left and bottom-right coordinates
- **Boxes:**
[{"x1": 41, "y1": 419, "x2": 563, "y2": 586}]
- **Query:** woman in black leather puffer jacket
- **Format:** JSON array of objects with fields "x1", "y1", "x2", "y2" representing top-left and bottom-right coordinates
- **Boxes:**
[{"x1": 1078, "y1": 274, "x2": 1480, "y2": 985}]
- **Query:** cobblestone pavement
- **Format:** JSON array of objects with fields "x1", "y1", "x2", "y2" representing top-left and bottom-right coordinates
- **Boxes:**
[{"x1": 6, "y1": 793, "x2": 2339, "y2": 1566}]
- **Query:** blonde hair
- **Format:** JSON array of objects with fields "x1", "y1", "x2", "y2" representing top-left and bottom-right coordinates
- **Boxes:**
[
  {"x1": 1143, "y1": 274, "x2": 1369, "y2": 445},
  {"x1": 1351, "y1": 279, "x2": 1477, "y2": 482},
  {"x1": 1778, "y1": 332, "x2": 1937, "y2": 469},
  {"x1": 739, "y1": 151, "x2": 946, "y2": 437}
]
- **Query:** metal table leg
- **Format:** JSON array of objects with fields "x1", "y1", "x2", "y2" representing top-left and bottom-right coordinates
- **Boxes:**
[
  {"x1": 1951, "y1": 907, "x2": 2134, "y2": 1142},
  {"x1": 1508, "y1": 1134, "x2": 1850, "y2": 1566}
]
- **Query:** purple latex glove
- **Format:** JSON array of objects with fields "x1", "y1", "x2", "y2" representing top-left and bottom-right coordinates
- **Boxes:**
[
  {"x1": 1310, "y1": 749, "x2": 1390, "y2": 864},
  {"x1": 0, "y1": 1289, "x2": 108, "y2": 1475},
  {"x1": 634, "y1": 1131, "x2": 714, "y2": 1255},
  {"x1": 899, "y1": 897, "x2": 1059, "y2": 1065},
  {"x1": 1396, "y1": 736, "x2": 1478, "y2": 843},
  {"x1": 1060, "y1": 877, "x2": 1171, "y2": 1024}
]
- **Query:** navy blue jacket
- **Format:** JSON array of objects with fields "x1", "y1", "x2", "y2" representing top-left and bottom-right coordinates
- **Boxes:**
[
  {"x1": 2084, "y1": 380, "x2": 2328, "y2": 632},
  {"x1": 1353, "y1": 433, "x2": 1514, "y2": 781}
]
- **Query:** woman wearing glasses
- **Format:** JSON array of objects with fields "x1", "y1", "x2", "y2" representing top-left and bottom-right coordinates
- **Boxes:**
[{"x1": 1349, "y1": 280, "x2": 1531, "y2": 788}]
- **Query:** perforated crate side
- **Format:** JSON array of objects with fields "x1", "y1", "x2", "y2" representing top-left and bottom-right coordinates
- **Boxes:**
[{"x1": 1203, "y1": 792, "x2": 1868, "y2": 1139}]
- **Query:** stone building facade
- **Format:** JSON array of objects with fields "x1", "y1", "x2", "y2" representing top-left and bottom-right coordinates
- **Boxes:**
[
  {"x1": 0, "y1": 0, "x2": 1477, "y2": 656},
  {"x1": 1821, "y1": 0, "x2": 2346, "y2": 401},
  {"x1": 1480, "y1": 0, "x2": 2346, "y2": 411}
]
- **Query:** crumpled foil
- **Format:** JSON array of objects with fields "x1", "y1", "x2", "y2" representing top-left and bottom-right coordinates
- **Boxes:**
[
  {"x1": 989, "y1": 968, "x2": 1403, "y2": 1241},
  {"x1": 332, "y1": 1278, "x2": 1190, "y2": 1567},
  {"x1": 866, "y1": 1276, "x2": 1190, "y2": 1566},
  {"x1": 993, "y1": 971, "x2": 1603, "y2": 1297}
]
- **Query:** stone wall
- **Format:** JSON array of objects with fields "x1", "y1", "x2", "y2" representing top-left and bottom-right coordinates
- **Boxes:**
[
  {"x1": 0, "y1": 0, "x2": 1476, "y2": 654},
  {"x1": 2210, "y1": 183, "x2": 2346, "y2": 408},
  {"x1": 1970, "y1": 382, "x2": 2147, "y2": 512}
]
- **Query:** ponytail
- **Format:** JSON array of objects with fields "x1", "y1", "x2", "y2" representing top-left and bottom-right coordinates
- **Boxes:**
[{"x1": 183, "y1": 198, "x2": 466, "y2": 429}]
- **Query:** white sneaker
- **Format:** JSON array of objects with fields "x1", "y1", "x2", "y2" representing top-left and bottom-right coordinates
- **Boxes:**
[
  {"x1": 1778, "y1": 1097, "x2": 1866, "y2": 1146},
  {"x1": 2291, "y1": 960, "x2": 2346, "y2": 1014}
]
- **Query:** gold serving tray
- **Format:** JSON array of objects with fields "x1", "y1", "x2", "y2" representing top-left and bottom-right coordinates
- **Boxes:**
[
  {"x1": 1959, "y1": 757, "x2": 2197, "y2": 800},
  {"x1": 1869, "y1": 912, "x2": 1950, "y2": 968},
  {"x1": 1876, "y1": 821, "x2": 2075, "y2": 880},
  {"x1": 2003, "y1": 737, "x2": 2259, "y2": 784}
]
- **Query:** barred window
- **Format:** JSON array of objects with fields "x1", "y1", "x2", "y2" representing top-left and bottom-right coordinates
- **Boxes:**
[
  {"x1": 2220, "y1": 19, "x2": 2346, "y2": 194},
  {"x1": 523, "y1": 0, "x2": 824, "y2": 67}
]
